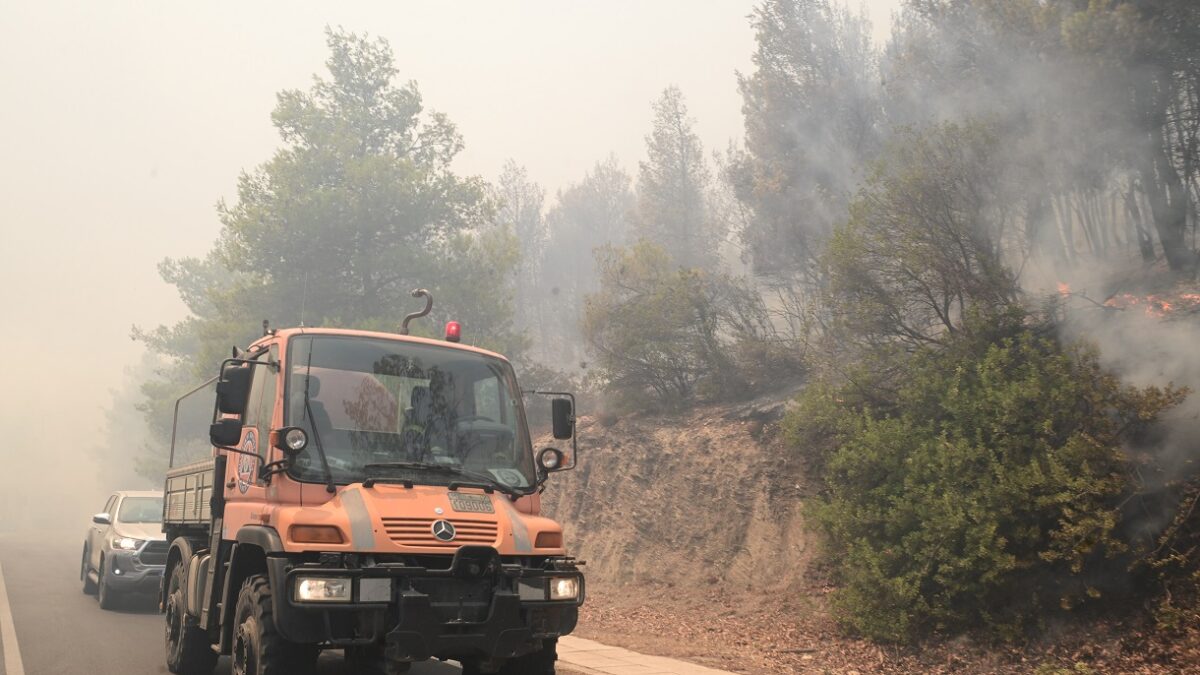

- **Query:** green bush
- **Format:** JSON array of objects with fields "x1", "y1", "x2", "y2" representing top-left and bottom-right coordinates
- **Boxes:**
[
  {"x1": 582, "y1": 241, "x2": 778, "y2": 407},
  {"x1": 789, "y1": 315, "x2": 1184, "y2": 642}
]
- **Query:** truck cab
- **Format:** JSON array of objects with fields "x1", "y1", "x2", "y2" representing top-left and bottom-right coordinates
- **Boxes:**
[{"x1": 161, "y1": 320, "x2": 582, "y2": 675}]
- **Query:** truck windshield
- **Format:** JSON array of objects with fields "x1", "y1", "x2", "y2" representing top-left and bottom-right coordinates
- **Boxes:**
[{"x1": 285, "y1": 335, "x2": 536, "y2": 491}]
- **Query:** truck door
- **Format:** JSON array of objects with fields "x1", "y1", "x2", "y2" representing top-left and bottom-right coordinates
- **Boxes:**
[{"x1": 222, "y1": 347, "x2": 277, "y2": 527}]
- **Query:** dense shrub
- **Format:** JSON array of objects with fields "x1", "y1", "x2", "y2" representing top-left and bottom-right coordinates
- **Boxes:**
[
  {"x1": 789, "y1": 315, "x2": 1184, "y2": 642},
  {"x1": 582, "y1": 241, "x2": 784, "y2": 408}
]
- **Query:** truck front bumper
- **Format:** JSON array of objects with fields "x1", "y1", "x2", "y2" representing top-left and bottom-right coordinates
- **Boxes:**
[{"x1": 266, "y1": 546, "x2": 582, "y2": 662}]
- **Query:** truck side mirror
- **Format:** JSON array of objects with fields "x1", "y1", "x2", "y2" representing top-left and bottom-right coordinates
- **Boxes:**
[
  {"x1": 216, "y1": 366, "x2": 253, "y2": 416},
  {"x1": 210, "y1": 418, "x2": 243, "y2": 447},
  {"x1": 92, "y1": 512, "x2": 111, "y2": 525},
  {"x1": 552, "y1": 399, "x2": 574, "y2": 440}
]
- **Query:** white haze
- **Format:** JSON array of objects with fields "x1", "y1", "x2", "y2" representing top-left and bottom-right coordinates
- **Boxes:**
[{"x1": 0, "y1": 0, "x2": 905, "y2": 530}]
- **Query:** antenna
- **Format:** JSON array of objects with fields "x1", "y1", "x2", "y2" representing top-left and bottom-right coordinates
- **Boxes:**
[
  {"x1": 400, "y1": 289, "x2": 433, "y2": 335},
  {"x1": 262, "y1": 319, "x2": 270, "y2": 337},
  {"x1": 299, "y1": 271, "x2": 309, "y2": 328}
]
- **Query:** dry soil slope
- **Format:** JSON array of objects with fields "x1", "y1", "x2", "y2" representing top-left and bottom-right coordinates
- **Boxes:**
[{"x1": 541, "y1": 394, "x2": 811, "y2": 596}]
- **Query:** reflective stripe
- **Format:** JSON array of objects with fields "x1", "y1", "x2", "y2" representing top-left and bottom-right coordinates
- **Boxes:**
[
  {"x1": 340, "y1": 488, "x2": 376, "y2": 549},
  {"x1": 497, "y1": 497, "x2": 533, "y2": 553}
]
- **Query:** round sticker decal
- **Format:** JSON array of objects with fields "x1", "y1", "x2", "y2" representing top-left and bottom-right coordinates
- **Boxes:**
[{"x1": 237, "y1": 430, "x2": 257, "y2": 494}]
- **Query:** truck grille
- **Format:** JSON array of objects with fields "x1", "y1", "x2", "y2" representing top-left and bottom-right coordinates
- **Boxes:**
[
  {"x1": 381, "y1": 517, "x2": 499, "y2": 549},
  {"x1": 138, "y1": 540, "x2": 169, "y2": 566}
]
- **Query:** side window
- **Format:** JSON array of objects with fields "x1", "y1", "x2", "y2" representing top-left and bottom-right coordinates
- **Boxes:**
[
  {"x1": 243, "y1": 347, "x2": 277, "y2": 436},
  {"x1": 256, "y1": 347, "x2": 278, "y2": 441},
  {"x1": 106, "y1": 496, "x2": 119, "y2": 518},
  {"x1": 244, "y1": 365, "x2": 263, "y2": 430}
]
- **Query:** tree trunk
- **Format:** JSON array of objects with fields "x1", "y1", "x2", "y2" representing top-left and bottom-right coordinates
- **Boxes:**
[
  {"x1": 1125, "y1": 185, "x2": 1157, "y2": 263},
  {"x1": 1142, "y1": 145, "x2": 1194, "y2": 271},
  {"x1": 1139, "y1": 75, "x2": 1196, "y2": 272}
]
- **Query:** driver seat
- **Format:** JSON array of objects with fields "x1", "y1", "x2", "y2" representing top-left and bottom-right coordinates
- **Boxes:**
[
  {"x1": 297, "y1": 375, "x2": 332, "y2": 437},
  {"x1": 405, "y1": 386, "x2": 448, "y2": 460}
]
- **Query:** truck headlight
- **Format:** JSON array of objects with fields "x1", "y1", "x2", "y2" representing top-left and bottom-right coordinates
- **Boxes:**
[
  {"x1": 112, "y1": 537, "x2": 143, "y2": 551},
  {"x1": 549, "y1": 576, "x2": 580, "y2": 601},
  {"x1": 294, "y1": 576, "x2": 352, "y2": 603}
]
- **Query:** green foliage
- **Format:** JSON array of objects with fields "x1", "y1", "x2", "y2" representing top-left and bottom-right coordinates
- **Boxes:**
[
  {"x1": 493, "y1": 161, "x2": 548, "y2": 345},
  {"x1": 582, "y1": 241, "x2": 786, "y2": 408},
  {"x1": 791, "y1": 316, "x2": 1184, "y2": 642},
  {"x1": 145, "y1": 27, "x2": 523, "y2": 356},
  {"x1": 888, "y1": 0, "x2": 1200, "y2": 271},
  {"x1": 825, "y1": 122, "x2": 1024, "y2": 352},
  {"x1": 537, "y1": 157, "x2": 637, "y2": 368},
  {"x1": 135, "y1": 28, "x2": 524, "y2": 474},
  {"x1": 636, "y1": 86, "x2": 723, "y2": 270},
  {"x1": 732, "y1": 0, "x2": 881, "y2": 280}
]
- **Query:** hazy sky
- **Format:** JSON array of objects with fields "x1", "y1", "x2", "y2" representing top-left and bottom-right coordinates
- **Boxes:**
[{"x1": 0, "y1": 0, "x2": 901, "y2": 507}]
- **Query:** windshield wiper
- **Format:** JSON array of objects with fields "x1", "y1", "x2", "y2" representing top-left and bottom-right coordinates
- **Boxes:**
[
  {"x1": 362, "y1": 462, "x2": 521, "y2": 497},
  {"x1": 303, "y1": 349, "x2": 336, "y2": 494}
]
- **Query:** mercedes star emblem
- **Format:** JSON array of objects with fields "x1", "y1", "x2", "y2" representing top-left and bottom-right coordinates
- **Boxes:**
[{"x1": 431, "y1": 519, "x2": 457, "y2": 542}]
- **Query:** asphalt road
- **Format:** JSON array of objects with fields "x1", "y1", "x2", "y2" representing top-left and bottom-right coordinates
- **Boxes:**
[{"x1": 0, "y1": 532, "x2": 462, "y2": 675}]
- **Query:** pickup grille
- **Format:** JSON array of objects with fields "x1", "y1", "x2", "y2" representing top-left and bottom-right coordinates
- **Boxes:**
[
  {"x1": 381, "y1": 517, "x2": 499, "y2": 549},
  {"x1": 138, "y1": 540, "x2": 169, "y2": 566}
]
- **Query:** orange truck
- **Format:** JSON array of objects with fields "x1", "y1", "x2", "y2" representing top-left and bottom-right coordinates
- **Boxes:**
[{"x1": 160, "y1": 293, "x2": 582, "y2": 675}]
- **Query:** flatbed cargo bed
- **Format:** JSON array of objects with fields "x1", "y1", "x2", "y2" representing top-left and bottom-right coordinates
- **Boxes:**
[{"x1": 164, "y1": 458, "x2": 215, "y2": 527}]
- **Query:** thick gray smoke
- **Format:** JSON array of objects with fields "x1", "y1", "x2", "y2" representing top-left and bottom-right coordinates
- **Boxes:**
[{"x1": 1058, "y1": 300, "x2": 1200, "y2": 543}]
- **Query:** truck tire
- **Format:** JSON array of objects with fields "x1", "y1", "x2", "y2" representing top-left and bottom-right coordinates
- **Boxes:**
[
  {"x1": 231, "y1": 574, "x2": 319, "y2": 675},
  {"x1": 81, "y1": 545, "x2": 97, "y2": 595},
  {"x1": 462, "y1": 639, "x2": 557, "y2": 675},
  {"x1": 165, "y1": 563, "x2": 217, "y2": 675},
  {"x1": 345, "y1": 645, "x2": 409, "y2": 674},
  {"x1": 97, "y1": 559, "x2": 121, "y2": 610},
  {"x1": 499, "y1": 639, "x2": 557, "y2": 675}
]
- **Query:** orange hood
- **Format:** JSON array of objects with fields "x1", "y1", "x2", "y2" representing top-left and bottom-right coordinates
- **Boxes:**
[{"x1": 263, "y1": 484, "x2": 566, "y2": 556}]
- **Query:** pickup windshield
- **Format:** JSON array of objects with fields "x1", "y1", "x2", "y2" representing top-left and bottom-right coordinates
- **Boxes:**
[
  {"x1": 118, "y1": 497, "x2": 164, "y2": 524},
  {"x1": 285, "y1": 335, "x2": 535, "y2": 491}
]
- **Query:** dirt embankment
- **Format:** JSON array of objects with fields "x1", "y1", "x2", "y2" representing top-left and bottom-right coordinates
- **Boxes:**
[
  {"x1": 539, "y1": 392, "x2": 1200, "y2": 674},
  {"x1": 542, "y1": 394, "x2": 811, "y2": 597}
]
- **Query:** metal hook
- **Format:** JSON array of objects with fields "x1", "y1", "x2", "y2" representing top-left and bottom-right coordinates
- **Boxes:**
[{"x1": 400, "y1": 289, "x2": 433, "y2": 335}]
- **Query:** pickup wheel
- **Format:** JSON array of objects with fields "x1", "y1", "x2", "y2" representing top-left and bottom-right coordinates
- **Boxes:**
[
  {"x1": 81, "y1": 545, "x2": 97, "y2": 595},
  {"x1": 97, "y1": 559, "x2": 121, "y2": 610},
  {"x1": 165, "y1": 563, "x2": 218, "y2": 675},
  {"x1": 232, "y1": 574, "x2": 319, "y2": 675}
]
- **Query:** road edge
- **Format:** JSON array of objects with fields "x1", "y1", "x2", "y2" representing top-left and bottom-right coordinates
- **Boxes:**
[{"x1": 0, "y1": 562, "x2": 26, "y2": 675}]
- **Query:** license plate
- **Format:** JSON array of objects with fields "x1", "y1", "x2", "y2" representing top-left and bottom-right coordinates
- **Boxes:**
[{"x1": 448, "y1": 492, "x2": 494, "y2": 514}]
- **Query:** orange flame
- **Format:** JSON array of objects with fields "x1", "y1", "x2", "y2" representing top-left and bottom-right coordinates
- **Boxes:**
[
  {"x1": 1102, "y1": 291, "x2": 1200, "y2": 318},
  {"x1": 1057, "y1": 282, "x2": 1071, "y2": 297}
]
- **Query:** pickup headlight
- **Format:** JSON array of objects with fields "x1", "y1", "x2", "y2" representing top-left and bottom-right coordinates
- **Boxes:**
[
  {"x1": 549, "y1": 576, "x2": 580, "y2": 601},
  {"x1": 112, "y1": 537, "x2": 143, "y2": 551},
  {"x1": 294, "y1": 576, "x2": 351, "y2": 603}
]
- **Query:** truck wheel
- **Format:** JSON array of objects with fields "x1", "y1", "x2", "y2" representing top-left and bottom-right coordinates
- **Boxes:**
[
  {"x1": 81, "y1": 546, "x2": 97, "y2": 595},
  {"x1": 165, "y1": 563, "x2": 218, "y2": 675},
  {"x1": 232, "y1": 574, "x2": 319, "y2": 675},
  {"x1": 97, "y1": 559, "x2": 121, "y2": 610},
  {"x1": 498, "y1": 639, "x2": 557, "y2": 675},
  {"x1": 463, "y1": 640, "x2": 557, "y2": 675},
  {"x1": 345, "y1": 645, "x2": 408, "y2": 674}
]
